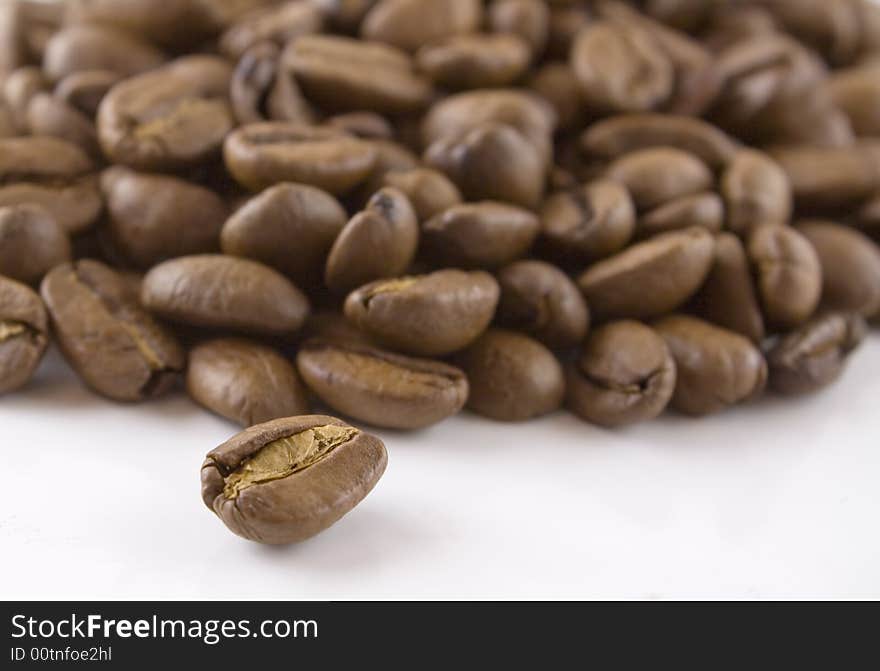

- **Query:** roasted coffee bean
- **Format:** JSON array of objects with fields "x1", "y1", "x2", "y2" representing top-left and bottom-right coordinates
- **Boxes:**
[
  {"x1": 422, "y1": 202, "x2": 540, "y2": 269},
  {"x1": 767, "y1": 312, "x2": 867, "y2": 396},
  {"x1": 540, "y1": 179, "x2": 636, "y2": 263},
  {"x1": 578, "y1": 227, "x2": 715, "y2": 321},
  {"x1": 0, "y1": 2, "x2": 25, "y2": 80},
  {"x1": 0, "y1": 135, "x2": 100, "y2": 234},
  {"x1": 2, "y1": 66, "x2": 47, "y2": 133},
  {"x1": 97, "y1": 55, "x2": 234, "y2": 171},
  {"x1": 654, "y1": 315, "x2": 767, "y2": 416},
  {"x1": 54, "y1": 69, "x2": 120, "y2": 118},
  {"x1": 454, "y1": 329, "x2": 564, "y2": 422},
  {"x1": 829, "y1": 62, "x2": 880, "y2": 137},
  {"x1": 381, "y1": 168, "x2": 462, "y2": 221},
  {"x1": 747, "y1": 224, "x2": 823, "y2": 331},
  {"x1": 361, "y1": 0, "x2": 482, "y2": 53},
  {"x1": 187, "y1": 338, "x2": 310, "y2": 427},
  {"x1": 797, "y1": 220, "x2": 880, "y2": 317},
  {"x1": 100, "y1": 166, "x2": 227, "y2": 269},
  {"x1": 566, "y1": 321, "x2": 676, "y2": 428},
  {"x1": 757, "y1": 0, "x2": 862, "y2": 66},
  {"x1": 219, "y1": 1, "x2": 323, "y2": 59},
  {"x1": 221, "y1": 182, "x2": 347, "y2": 288},
  {"x1": 283, "y1": 35, "x2": 432, "y2": 114},
  {"x1": 344, "y1": 270, "x2": 499, "y2": 356},
  {"x1": 721, "y1": 150, "x2": 792, "y2": 236},
  {"x1": 691, "y1": 233, "x2": 765, "y2": 343},
  {"x1": 605, "y1": 148, "x2": 713, "y2": 211},
  {"x1": 572, "y1": 20, "x2": 674, "y2": 113},
  {"x1": 416, "y1": 34, "x2": 531, "y2": 90},
  {"x1": 41, "y1": 260, "x2": 184, "y2": 401},
  {"x1": 141, "y1": 255, "x2": 310, "y2": 337},
  {"x1": 495, "y1": 260, "x2": 589, "y2": 349},
  {"x1": 201, "y1": 415, "x2": 387, "y2": 544},
  {"x1": 638, "y1": 192, "x2": 724, "y2": 239},
  {"x1": 489, "y1": 0, "x2": 550, "y2": 57},
  {"x1": 0, "y1": 205, "x2": 71, "y2": 285},
  {"x1": 527, "y1": 63, "x2": 584, "y2": 132},
  {"x1": 224, "y1": 122, "x2": 377, "y2": 194},
  {"x1": 0, "y1": 275, "x2": 49, "y2": 395},
  {"x1": 297, "y1": 339, "x2": 468, "y2": 429},
  {"x1": 229, "y1": 42, "x2": 314, "y2": 125},
  {"x1": 25, "y1": 92, "x2": 100, "y2": 159},
  {"x1": 324, "y1": 112, "x2": 393, "y2": 140},
  {"x1": 42, "y1": 25, "x2": 165, "y2": 82},
  {"x1": 326, "y1": 187, "x2": 418, "y2": 294}
]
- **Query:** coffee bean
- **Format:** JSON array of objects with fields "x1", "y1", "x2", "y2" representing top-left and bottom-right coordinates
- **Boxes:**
[
  {"x1": 0, "y1": 204, "x2": 71, "y2": 285},
  {"x1": 297, "y1": 339, "x2": 468, "y2": 429},
  {"x1": 344, "y1": 270, "x2": 499, "y2": 356},
  {"x1": 100, "y1": 166, "x2": 227, "y2": 269},
  {"x1": 229, "y1": 42, "x2": 314, "y2": 125},
  {"x1": 453, "y1": 329, "x2": 564, "y2": 422},
  {"x1": 361, "y1": 0, "x2": 483, "y2": 53},
  {"x1": 416, "y1": 34, "x2": 531, "y2": 90},
  {"x1": 26, "y1": 92, "x2": 100, "y2": 160},
  {"x1": 638, "y1": 192, "x2": 724, "y2": 239},
  {"x1": 224, "y1": 122, "x2": 378, "y2": 194},
  {"x1": 578, "y1": 227, "x2": 715, "y2": 320},
  {"x1": 221, "y1": 182, "x2": 347, "y2": 288},
  {"x1": 489, "y1": 0, "x2": 549, "y2": 56},
  {"x1": 0, "y1": 135, "x2": 100, "y2": 234},
  {"x1": 0, "y1": 275, "x2": 49, "y2": 395},
  {"x1": 654, "y1": 315, "x2": 767, "y2": 416},
  {"x1": 2, "y1": 66, "x2": 46, "y2": 134},
  {"x1": 323, "y1": 112, "x2": 394, "y2": 140},
  {"x1": 98, "y1": 55, "x2": 234, "y2": 171},
  {"x1": 141, "y1": 255, "x2": 311, "y2": 337},
  {"x1": 747, "y1": 223, "x2": 822, "y2": 331},
  {"x1": 187, "y1": 338, "x2": 310, "y2": 427},
  {"x1": 496, "y1": 260, "x2": 589, "y2": 349},
  {"x1": 42, "y1": 25, "x2": 165, "y2": 81},
  {"x1": 721, "y1": 150, "x2": 792, "y2": 236},
  {"x1": 219, "y1": 1, "x2": 323, "y2": 59},
  {"x1": 767, "y1": 312, "x2": 867, "y2": 395},
  {"x1": 41, "y1": 259, "x2": 184, "y2": 401},
  {"x1": 540, "y1": 179, "x2": 636, "y2": 263},
  {"x1": 605, "y1": 148, "x2": 713, "y2": 211},
  {"x1": 201, "y1": 415, "x2": 387, "y2": 544},
  {"x1": 284, "y1": 35, "x2": 433, "y2": 114},
  {"x1": 797, "y1": 220, "x2": 880, "y2": 317},
  {"x1": 0, "y1": 2, "x2": 25, "y2": 80},
  {"x1": 422, "y1": 202, "x2": 540, "y2": 269},
  {"x1": 381, "y1": 168, "x2": 463, "y2": 221},
  {"x1": 348, "y1": 139, "x2": 419, "y2": 207},
  {"x1": 566, "y1": 320, "x2": 676, "y2": 428},
  {"x1": 527, "y1": 63, "x2": 584, "y2": 132},
  {"x1": 54, "y1": 69, "x2": 120, "y2": 118},
  {"x1": 829, "y1": 62, "x2": 880, "y2": 137},
  {"x1": 326, "y1": 187, "x2": 418, "y2": 294}
]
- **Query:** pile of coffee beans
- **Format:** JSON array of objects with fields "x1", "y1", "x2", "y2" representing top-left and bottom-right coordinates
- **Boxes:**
[{"x1": 2, "y1": 0, "x2": 880, "y2": 544}]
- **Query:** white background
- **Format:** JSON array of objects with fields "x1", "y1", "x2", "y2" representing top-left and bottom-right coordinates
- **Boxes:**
[{"x1": 1, "y1": 336, "x2": 878, "y2": 600}]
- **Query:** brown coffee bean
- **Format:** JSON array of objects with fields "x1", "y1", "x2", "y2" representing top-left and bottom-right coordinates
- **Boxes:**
[
  {"x1": 496, "y1": 260, "x2": 590, "y2": 350},
  {"x1": 224, "y1": 122, "x2": 378, "y2": 194},
  {"x1": 0, "y1": 135, "x2": 100, "y2": 235},
  {"x1": 2, "y1": 66, "x2": 46, "y2": 133},
  {"x1": 721, "y1": 150, "x2": 792, "y2": 236},
  {"x1": 361, "y1": 0, "x2": 482, "y2": 53},
  {"x1": 424, "y1": 122, "x2": 546, "y2": 209},
  {"x1": 540, "y1": 179, "x2": 636, "y2": 263},
  {"x1": 42, "y1": 25, "x2": 165, "y2": 81},
  {"x1": 98, "y1": 55, "x2": 234, "y2": 171},
  {"x1": 381, "y1": 168, "x2": 462, "y2": 221},
  {"x1": 54, "y1": 70, "x2": 120, "y2": 118},
  {"x1": 527, "y1": 63, "x2": 584, "y2": 132},
  {"x1": 187, "y1": 338, "x2": 310, "y2": 427},
  {"x1": 416, "y1": 34, "x2": 531, "y2": 90},
  {"x1": 41, "y1": 260, "x2": 184, "y2": 401},
  {"x1": 221, "y1": 182, "x2": 347, "y2": 288},
  {"x1": 26, "y1": 92, "x2": 100, "y2": 160},
  {"x1": 0, "y1": 2, "x2": 25, "y2": 80},
  {"x1": 422, "y1": 202, "x2": 540, "y2": 269},
  {"x1": 454, "y1": 329, "x2": 564, "y2": 422},
  {"x1": 566, "y1": 320, "x2": 676, "y2": 428},
  {"x1": 654, "y1": 315, "x2": 767, "y2": 416},
  {"x1": 578, "y1": 227, "x2": 715, "y2": 320},
  {"x1": 219, "y1": 1, "x2": 323, "y2": 59},
  {"x1": 100, "y1": 166, "x2": 227, "y2": 269},
  {"x1": 297, "y1": 339, "x2": 468, "y2": 429},
  {"x1": 797, "y1": 220, "x2": 880, "y2": 317},
  {"x1": 141, "y1": 255, "x2": 311, "y2": 337},
  {"x1": 201, "y1": 415, "x2": 387, "y2": 544},
  {"x1": 758, "y1": 0, "x2": 862, "y2": 66},
  {"x1": 0, "y1": 275, "x2": 49, "y2": 395},
  {"x1": 284, "y1": 35, "x2": 432, "y2": 114},
  {"x1": 326, "y1": 187, "x2": 418, "y2": 294},
  {"x1": 767, "y1": 312, "x2": 867, "y2": 396},
  {"x1": 344, "y1": 270, "x2": 499, "y2": 356},
  {"x1": 829, "y1": 62, "x2": 880, "y2": 137},
  {"x1": 691, "y1": 233, "x2": 765, "y2": 343},
  {"x1": 605, "y1": 148, "x2": 713, "y2": 211},
  {"x1": 572, "y1": 20, "x2": 674, "y2": 113},
  {"x1": 489, "y1": 0, "x2": 549, "y2": 56},
  {"x1": 0, "y1": 205, "x2": 71, "y2": 285},
  {"x1": 747, "y1": 224, "x2": 823, "y2": 331},
  {"x1": 638, "y1": 192, "x2": 724, "y2": 239},
  {"x1": 324, "y1": 112, "x2": 393, "y2": 140},
  {"x1": 229, "y1": 42, "x2": 314, "y2": 125}
]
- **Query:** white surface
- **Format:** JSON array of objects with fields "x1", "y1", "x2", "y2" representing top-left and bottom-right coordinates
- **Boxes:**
[{"x1": 1, "y1": 337, "x2": 879, "y2": 600}]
